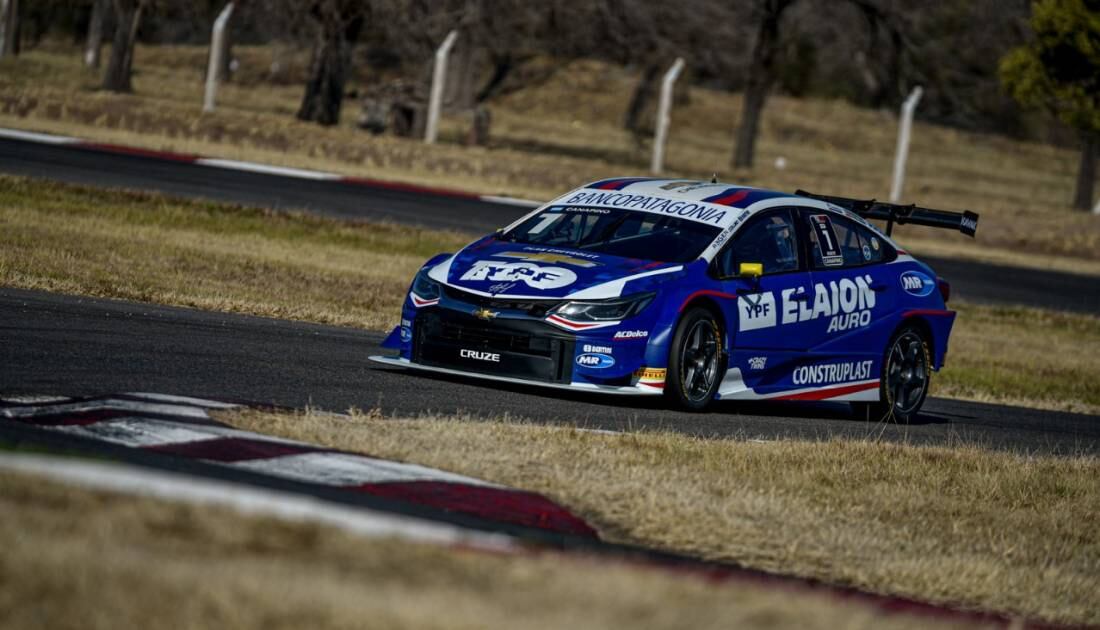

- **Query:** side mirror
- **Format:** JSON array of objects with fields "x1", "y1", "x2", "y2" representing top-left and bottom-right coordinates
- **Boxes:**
[{"x1": 738, "y1": 262, "x2": 764, "y2": 280}]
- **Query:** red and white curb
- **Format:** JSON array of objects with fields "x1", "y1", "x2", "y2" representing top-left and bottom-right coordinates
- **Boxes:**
[
  {"x1": 0, "y1": 393, "x2": 1076, "y2": 628},
  {"x1": 0, "y1": 392, "x2": 596, "y2": 538},
  {"x1": 0, "y1": 452, "x2": 516, "y2": 551},
  {"x1": 0, "y1": 127, "x2": 542, "y2": 208}
]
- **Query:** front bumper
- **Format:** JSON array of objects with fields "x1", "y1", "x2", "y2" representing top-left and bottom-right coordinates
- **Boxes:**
[
  {"x1": 380, "y1": 282, "x2": 671, "y2": 395},
  {"x1": 412, "y1": 309, "x2": 576, "y2": 384},
  {"x1": 367, "y1": 355, "x2": 664, "y2": 396}
]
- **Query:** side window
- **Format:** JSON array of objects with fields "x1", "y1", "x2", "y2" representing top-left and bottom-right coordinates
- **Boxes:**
[
  {"x1": 716, "y1": 210, "x2": 800, "y2": 277},
  {"x1": 808, "y1": 213, "x2": 890, "y2": 268}
]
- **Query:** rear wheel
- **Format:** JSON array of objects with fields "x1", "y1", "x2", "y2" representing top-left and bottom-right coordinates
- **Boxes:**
[
  {"x1": 666, "y1": 308, "x2": 724, "y2": 411},
  {"x1": 853, "y1": 325, "x2": 931, "y2": 423}
]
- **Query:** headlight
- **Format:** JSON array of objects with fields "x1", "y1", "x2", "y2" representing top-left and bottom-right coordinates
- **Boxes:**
[
  {"x1": 551, "y1": 292, "x2": 655, "y2": 322},
  {"x1": 411, "y1": 267, "x2": 440, "y2": 300}
]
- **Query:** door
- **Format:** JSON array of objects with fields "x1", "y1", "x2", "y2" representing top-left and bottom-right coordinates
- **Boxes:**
[
  {"x1": 712, "y1": 208, "x2": 821, "y2": 397},
  {"x1": 799, "y1": 209, "x2": 899, "y2": 348},
  {"x1": 714, "y1": 208, "x2": 814, "y2": 352}
]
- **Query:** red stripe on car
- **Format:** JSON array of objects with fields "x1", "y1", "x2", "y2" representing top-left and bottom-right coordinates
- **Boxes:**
[
  {"x1": 679, "y1": 290, "x2": 737, "y2": 312},
  {"x1": 902, "y1": 309, "x2": 955, "y2": 318},
  {"x1": 771, "y1": 381, "x2": 879, "y2": 401}
]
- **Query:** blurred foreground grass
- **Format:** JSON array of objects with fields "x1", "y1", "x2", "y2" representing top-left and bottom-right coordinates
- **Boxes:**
[
  {"x1": 223, "y1": 408, "x2": 1100, "y2": 626},
  {"x1": 1, "y1": 175, "x2": 1097, "y2": 413},
  {"x1": 0, "y1": 467, "x2": 1001, "y2": 630},
  {"x1": 1, "y1": 44, "x2": 1098, "y2": 274}
]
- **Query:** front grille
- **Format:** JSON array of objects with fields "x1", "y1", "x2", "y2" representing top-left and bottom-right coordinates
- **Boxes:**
[
  {"x1": 413, "y1": 309, "x2": 574, "y2": 383},
  {"x1": 434, "y1": 318, "x2": 555, "y2": 356},
  {"x1": 442, "y1": 285, "x2": 562, "y2": 318}
]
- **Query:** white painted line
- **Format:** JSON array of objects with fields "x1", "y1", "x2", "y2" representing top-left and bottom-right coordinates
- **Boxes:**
[
  {"x1": 0, "y1": 453, "x2": 515, "y2": 551},
  {"x1": 0, "y1": 127, "x2": 81, "y2": 145},
  {"x1": 49, "y1": 417, "x2": 307, "y2": 448},
  {"x1": 1, "y1": 399, "x2": 212, "y2": 419},
  {"x1": 230, "y1": 452, "x2": 498, "y2": 488},
  {"x1": 0, "y1": 395, "x2": 73, "y2": 404},
  {"x1": 51, "y1": 418, "x2": 220, "y2": 447},
  {"x1": 123, "y1": 392, "x2": 239, "y2": 409},
  {"x1": 0, "y1": 127, "x2": 539, "y2": 206},
  {"x1": 480, "y1": 195, "x2": 542, "y2": 208},
  {"x1": 574, "y1": 428, "x2": 623, "y2": 436},
  {"x1": 196, "y1": 158, "x2": 343, "y2": 181}
]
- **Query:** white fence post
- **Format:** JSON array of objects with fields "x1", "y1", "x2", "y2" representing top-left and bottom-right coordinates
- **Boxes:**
[
  {"x1": 1093, "y1": 196, "x2": 1100, "y2": 215},
  {"x1": 889, "y1": 86, "x2": 923, "y2": 203},
  {"x1": 651, "y1": 57, "x2": 685, "y2": 175},
  {"x1": 203, "y1": 2, "x2": 235, "y2": 114},
  {"x1": 84, "y1": 0, "x2": 107, "y2": 68},
  {"x1": 425, "y1": 29, "x2": 459, "y2": 144}
]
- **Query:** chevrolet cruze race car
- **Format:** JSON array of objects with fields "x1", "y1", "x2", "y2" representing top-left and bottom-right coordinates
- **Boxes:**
[{"x1": 371, "y1": 178, "x2": 979, "y2": 421}]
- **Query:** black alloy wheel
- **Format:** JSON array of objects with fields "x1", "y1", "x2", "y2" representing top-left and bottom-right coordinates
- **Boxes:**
[
  {"x1": 854, "y1": 325, "x2": 931, "y2": 423},
  {"x1": 667, "y1": 307, "x2": 725, "y2": 411}
]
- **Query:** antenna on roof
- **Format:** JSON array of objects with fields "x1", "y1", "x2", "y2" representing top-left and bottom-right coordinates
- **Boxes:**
[{"x1": 710, "y1": 173, "x2": 718, "y2": 183}]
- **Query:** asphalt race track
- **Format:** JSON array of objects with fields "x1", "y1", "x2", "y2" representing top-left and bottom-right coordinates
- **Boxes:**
[
  {"x1": 3, "y1": 288, "x2": 1096, "y2": 455},
  {"x1": 2, "y1": 136, "x2": 1098, "y2": 315},
  {"x1": 2, "y1": 136, "x2": 1098, "y2": 454}
]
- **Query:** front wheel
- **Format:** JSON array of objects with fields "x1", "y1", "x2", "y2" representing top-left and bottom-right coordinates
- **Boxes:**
[
  {"x1": 853, "y1": 325, "x2": 932, "y2": 423},
  {"x1": 666, "y1": 307, "x2": 725, "y2": 411}
]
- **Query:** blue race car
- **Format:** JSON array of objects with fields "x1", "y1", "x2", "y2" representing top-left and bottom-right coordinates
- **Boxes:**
[{"x1": 371, "y1": 178, "x2": 979, "y2": 422}]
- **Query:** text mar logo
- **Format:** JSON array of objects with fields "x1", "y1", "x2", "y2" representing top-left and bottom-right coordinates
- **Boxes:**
[
  {"x1": 460, "y1": 260, "x2": 577, "y2": 290},
  {"x1": 738, "y1": 292, "x2": 776, "y2": 331},
  {"x1": 576, "y1": 353, "x2": 615, "y2": 369},
  {"x1": 900, "y1": 271, "x2": 936, "y2": 297}
]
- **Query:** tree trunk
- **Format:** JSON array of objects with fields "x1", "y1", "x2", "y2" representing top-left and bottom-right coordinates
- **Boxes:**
[
  {"x1": 732, "y1": 0, "x2": 794, "y2": 169},
  {"x1": 624, "y1": 62, "x2": 660, "y2": 134},
  {"x1": 1074, "y1": 134, "x2": 1097, "y2": 211},
  {"x1": 476, "y1": 55, "x2": 513, "y2": 103},
  {"x1": 297, "y1": 8, "x2": 356, "y2": 126},
  {"x1": 0, "y1": 0, "x2": 18, "y2": 59},
  {"x1": 84, "y1": 0, "x2": 108, "y2": 68},
  {"x1": 102, "y1": 0, "x2": 144, "y2": 92}
]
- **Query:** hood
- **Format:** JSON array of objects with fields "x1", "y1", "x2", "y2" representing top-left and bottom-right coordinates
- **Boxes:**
[{"x1": 430, "y1": 237, "x2": 684, "y2": 300}]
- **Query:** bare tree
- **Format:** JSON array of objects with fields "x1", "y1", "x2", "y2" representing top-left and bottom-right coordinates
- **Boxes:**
[
  {"x1": 0, "y1": 0, "x2": 18, "y2": 58},
  {"x1": 297, "y1": 0, "x2": 366, "y2": 126},
  {"x1": 102, "y1": 0, "x2": 147, "y2": 92},
  {"x1": 732, "y1": 0, "x2": 796, "y2": 169}
]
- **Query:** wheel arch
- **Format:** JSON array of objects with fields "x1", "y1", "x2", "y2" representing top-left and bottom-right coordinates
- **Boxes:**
[
  {"x1": 677, "y1": 295, "x2": 730, "y2": 354},
  {"x1": 892, "y1": 315, "x2": 938, "y2": 367}
]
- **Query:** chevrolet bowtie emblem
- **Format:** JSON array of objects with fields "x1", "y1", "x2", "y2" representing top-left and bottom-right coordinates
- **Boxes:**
[{"x1": 473, "y1": 307, "x2": 498, "y2": 321}]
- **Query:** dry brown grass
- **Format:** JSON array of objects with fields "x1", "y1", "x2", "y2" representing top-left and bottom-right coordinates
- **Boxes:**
[
  {"x1": 0, "y1": 468, "x2": 989, "y2": 630},
  {"x1": 937, "y1": 302, "x2": 1100, "y2": 415},
  {"x1": 221, "y1": 409, "x2": 1100, "y2": 626},
  {"x1": 1, "y1": 45, "x2": 1098, "y2": 272},
  {"x1": 0, "y1": 175, "x2": 469, "y2": 329},
  {"x1": 2, "y1": 175, "x2": 1098, "y2": 413}
]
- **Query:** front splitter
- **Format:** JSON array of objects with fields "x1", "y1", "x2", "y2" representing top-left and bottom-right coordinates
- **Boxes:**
[{"x1": 367, "y1": 355, "x2": 663, "y2": 396}]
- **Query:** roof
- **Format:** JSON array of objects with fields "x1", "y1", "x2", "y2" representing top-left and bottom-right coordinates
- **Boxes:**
[{"x1": 545, "y1": 177, "x2": 817, "y2": 229}]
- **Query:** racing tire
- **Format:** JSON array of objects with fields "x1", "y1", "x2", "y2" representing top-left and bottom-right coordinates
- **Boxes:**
[
  {"x1": 666, "y1": 307, "x2": 725, "y2": 412},
  {"x1": 853, "y1": 324, "x2": 932, "y2": 424}
]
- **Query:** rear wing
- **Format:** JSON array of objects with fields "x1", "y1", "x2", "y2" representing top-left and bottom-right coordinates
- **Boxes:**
[{"x1": 795, "y1": 190, "x2": 979, "y2": 238}]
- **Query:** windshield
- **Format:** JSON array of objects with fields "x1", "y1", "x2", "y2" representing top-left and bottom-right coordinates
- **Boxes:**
[{"x1": 500, "y1": 206, "x2": 721, "y2": 263}]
